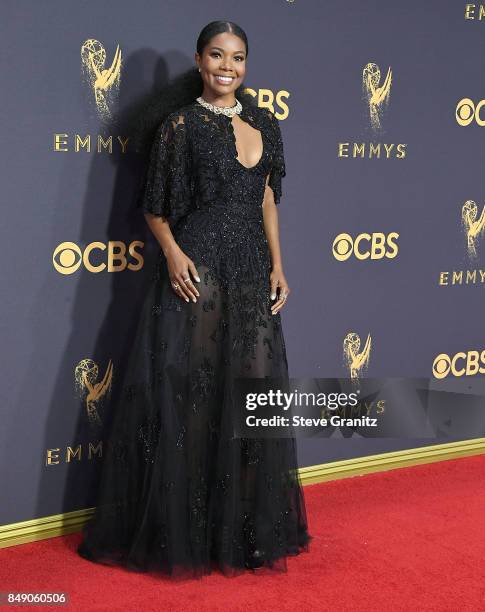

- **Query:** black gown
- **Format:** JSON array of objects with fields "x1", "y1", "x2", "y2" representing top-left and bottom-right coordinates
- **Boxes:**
[{"x1": 77, "y1": 98, "x2": 312, "y2": 579}]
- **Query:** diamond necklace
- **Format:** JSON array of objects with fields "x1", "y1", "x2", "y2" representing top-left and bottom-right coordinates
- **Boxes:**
[{"x1": 196, "y1": 96, "x2": 242, "y2": 118}]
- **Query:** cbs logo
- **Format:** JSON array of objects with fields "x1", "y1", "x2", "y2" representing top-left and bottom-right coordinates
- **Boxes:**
[
  {"x1": 432, "y1": 350, "x2": 485, "y2": 379},
  {"x1": 52, "y1": 241, "x2": 144, "y2": 274},
  {"x1": 332, "y1": 232, "x2": 399, "y2": 261},
  {"x1": 456, "y1": 98, "x2": 485, "y2": 126},
  {"x1": 243, "y1": 88, "x2": 289, "y2": 119}
]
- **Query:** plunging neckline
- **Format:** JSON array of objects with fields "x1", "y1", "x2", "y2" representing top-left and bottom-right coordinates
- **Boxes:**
[
  {"x1": 193, "y1": 100, "x2": 266, "y2": 171},
  {"x1": 227, "y1": 115, "x2": 265, "y2": 171}
]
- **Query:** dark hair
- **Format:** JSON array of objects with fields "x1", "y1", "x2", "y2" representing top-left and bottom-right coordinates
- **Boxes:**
[{"x1": 133, "y1": 20, "x2": 256, "y2": 153}]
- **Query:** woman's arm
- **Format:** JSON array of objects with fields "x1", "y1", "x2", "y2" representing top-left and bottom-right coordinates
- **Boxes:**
[
  {"x1": 144, "y1": 212, "x2": 200, "y2": 303},
  {"x1": 140, "y1": 112, "x2": 200, "y2": 303},
  {"x1": 262, "y1": 175, "x2": 290, "y2": 315},
  {"x1": 144, "y1": 213, "x2": 178, "y2": 257}
]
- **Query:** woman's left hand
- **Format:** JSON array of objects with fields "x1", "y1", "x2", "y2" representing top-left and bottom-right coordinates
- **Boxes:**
[{"x1": 270, "y1": 267, "x2": 290, "y2": 315}]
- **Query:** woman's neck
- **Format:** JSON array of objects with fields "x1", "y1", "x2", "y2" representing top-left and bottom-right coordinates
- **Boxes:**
[{"x1": 199, "y1": 91, "x2": 237, "y2": 108}]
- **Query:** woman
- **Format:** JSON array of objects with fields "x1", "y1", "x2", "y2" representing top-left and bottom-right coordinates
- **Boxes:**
[{"x1": 78, "y1": 20, "x2": 312, "y2": 579}]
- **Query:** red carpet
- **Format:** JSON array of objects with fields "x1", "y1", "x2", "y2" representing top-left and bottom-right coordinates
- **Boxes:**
[{"x1": 1, "y1": 454, "x2": 485, "y2": 611}]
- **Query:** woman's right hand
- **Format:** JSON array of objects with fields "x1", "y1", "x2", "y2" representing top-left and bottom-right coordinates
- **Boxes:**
[{"x1": 165, "y1": 244, "x2": 201, "y2": 303}]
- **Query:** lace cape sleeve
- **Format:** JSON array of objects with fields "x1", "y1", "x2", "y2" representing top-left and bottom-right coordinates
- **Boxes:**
[
  {"x1": 136, "y1": 111, "x2": 193, "y2": 227},
  {"x1": 266, "y1": 111, "x2": 286, "y2": 205}
]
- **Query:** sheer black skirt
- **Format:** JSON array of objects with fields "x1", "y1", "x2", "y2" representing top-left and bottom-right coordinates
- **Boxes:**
[{"x1": 77, "y1": 249, "x2": 312, "y2": 580}]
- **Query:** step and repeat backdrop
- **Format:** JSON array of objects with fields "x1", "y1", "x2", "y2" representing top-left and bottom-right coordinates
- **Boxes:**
[{"x1": 1, "y1": 0, "x2": 484, "y2": 525}]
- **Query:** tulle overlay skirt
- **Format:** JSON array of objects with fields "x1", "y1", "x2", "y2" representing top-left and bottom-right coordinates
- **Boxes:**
[{"x1": 78, "y1": 217, "x2": 312, "y2": 579}]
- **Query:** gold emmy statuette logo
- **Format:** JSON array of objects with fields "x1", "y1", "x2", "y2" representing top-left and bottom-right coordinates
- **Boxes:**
[
  {"x1": 75, "y1": 358, "x2": 113, "y2": 427},
  {"x1": 343, "y1": 332, "x2": 372, "y2": 380},
  {"x1": 81, "y1": 39, "x2": 122, "y2": 121},
  {"x1": 461, "y1": 200, "x2": 485, "y2": 259},
  {"x1": 362, "y1": 62, "x2": 392, "y2": 131}
]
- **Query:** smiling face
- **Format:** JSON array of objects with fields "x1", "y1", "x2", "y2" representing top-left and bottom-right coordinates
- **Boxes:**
[{"x1": 195, "y1": 32, "x2": 247, "y2": 104}]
